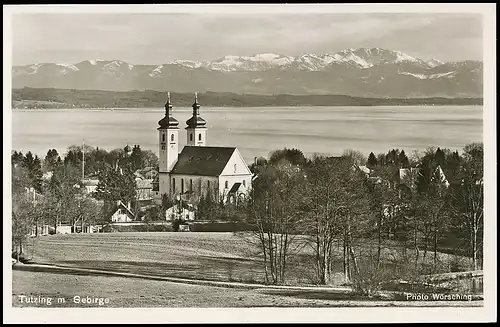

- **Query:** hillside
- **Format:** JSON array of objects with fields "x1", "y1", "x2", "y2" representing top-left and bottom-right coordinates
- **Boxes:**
[
  {"x1": 12, "y1": 48, "x2": 483, "y2": 98},
  {"x1": 11, "y1": 88, "x2": 483, "y2": 109}
]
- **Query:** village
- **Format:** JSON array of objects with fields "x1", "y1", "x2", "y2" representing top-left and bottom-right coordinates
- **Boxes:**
[{"x1": 16, "y1": 92, "x2": 455, "y2": 237}]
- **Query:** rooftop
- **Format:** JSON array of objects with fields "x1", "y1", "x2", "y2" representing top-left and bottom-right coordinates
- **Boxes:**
[{"x1": 170, "y1": 146, "x2": 236, "y2": 176}]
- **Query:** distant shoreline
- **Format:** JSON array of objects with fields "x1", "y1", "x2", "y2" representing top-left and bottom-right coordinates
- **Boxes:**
[{"x1": 12, "y1": 88, "x2": 483, "y2": 109}]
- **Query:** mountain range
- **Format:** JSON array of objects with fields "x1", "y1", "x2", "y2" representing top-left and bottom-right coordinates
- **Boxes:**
[{"x1": 12, "y1": 48, "x2": 483, "y2": 98}]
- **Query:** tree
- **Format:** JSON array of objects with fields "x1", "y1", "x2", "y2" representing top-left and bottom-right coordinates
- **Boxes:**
[
  {"x1": 398, "y1": 150, "x2": 410, "y2": 168},
  {"x1": 141, "y1": 149, "x2": 159, "y2": 168},
  {"x1": 342, "y1": 149, "x2": 367, "y2": 166},
  {"x1": 453, "y1": 142, "x2": 484, "y2": 270},
  {"x1": 366, "y1": 165, "x2": 403, "y2": 266},
  {"x1": 129, "y1": 145, "x2": 143, "y2": 171},
  {"x1": 376, "y1": 153, "x2": 386, "y2": 166},
  {"x1": 43, "y1": 164, "x2": 82, "y2": 233},
  {"x1": 12, "y1": 151, "x2": 25, "y2": 167},
  {"x1": 242, "y1": 162, "x2": 306, "y2": 285},
  {"x1": 12, "y1": 192, "x2": 36, "y2": 261},
  {"x1": 304, "y1": 155, "x2": 369, "y2": 284},
  {"x1": 94, "y1": 166, "x2": 136, "y2": 222},
  {"x1": 72, "y1": 196, "x2": 103, "y2": 232},
  {"x1": 268, "y1": 148, "x2": 307, "y2": 167},
  {"x1": 21, "y1": 152, "x2": 43, "y2": 193},
  {"x1": 366, "y1": 152, "x2": 378, "y2": 169},
  {"x1": 434, "y1": 147, "x2": 445, "y2": 168},
  {"x1": 43, "y1": 149, "x2": 61, "y2": 172}
]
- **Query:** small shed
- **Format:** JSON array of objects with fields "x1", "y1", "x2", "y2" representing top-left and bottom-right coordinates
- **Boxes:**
[
  {"x1": 165, "y1": 203, "x2": 196, "y2": 222},
  {"x1": 111, "y1": 200, "x2": 135, "y2": 222}
]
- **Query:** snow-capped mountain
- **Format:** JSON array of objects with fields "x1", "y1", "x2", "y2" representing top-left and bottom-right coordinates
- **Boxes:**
[{"x1": 12, "y1": 48, "x2": 482, "y2": 98}]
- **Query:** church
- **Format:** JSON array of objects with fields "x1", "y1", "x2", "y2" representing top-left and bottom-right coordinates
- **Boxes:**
[{"x1": 155, "y1": 93, "x2": 253, "y2": 205}]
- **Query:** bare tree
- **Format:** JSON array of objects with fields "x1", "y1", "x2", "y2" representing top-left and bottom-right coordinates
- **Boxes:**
[
  {"x1": 454, "y1": 143, "x2": 484, "y2": 270},
  {"x1": 342, "y1": 149, "x2": 367, "y2": 167},
  {"x1": 242, "y1": 161, "x2": 306, "y2": 285},
  {"x1": 303, "y1": 155, "x2": 371, "y2": 284}
]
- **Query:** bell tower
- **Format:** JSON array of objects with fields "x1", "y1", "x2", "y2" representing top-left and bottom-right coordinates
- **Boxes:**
[
  {"x1": 186, "y1": 92, "x2": 207, "y2": 146},
  {"x1": 158, "y1": 93, "x2": 179, "y2": 197}
]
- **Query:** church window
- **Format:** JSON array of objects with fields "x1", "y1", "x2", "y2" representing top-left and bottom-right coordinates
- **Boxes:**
[
  {"x1": 190, "y1": 133, "x2": 193, "y2": 142},
  {"x1": 242, "y1": 180, "x2": 246, "y2": 187},
  {"x1": 225, "y1": 181, "x2": 229, "y2": 189},
  {"x1": 161, "y1": 145, "x2": 165, "y2": 150},
  {"x1": 181, "y1": 179, "x2": 184, "y2": 193},
  {"x1": 234, "y1": 164, "x2": 237, "y2": 174},
  {"x1": 171, "y1": 134, "x2": 174, "y2": 142},
  {"x1": 162, "y1": 134, "x2": 165, "y2": 142},
  {"x1": 198, "y1": 133, "x2": 202, "y2": 141}
]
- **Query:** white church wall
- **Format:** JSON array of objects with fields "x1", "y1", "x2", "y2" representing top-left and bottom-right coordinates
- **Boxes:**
[
  {"x1": 218, "y1": 175, "x2": 252, "y2": 200},
  {"x1": 170, "y1": 174, "x2": 219, "y2": 200},
  {"x1": 158, "y1": 172, "x2": 171, "y2": 198},
  {"x1": 219, "y1": 149, "x2": 253, "y2": 198},
  {"x1": 220, "y1": 149, "x2": 253, "y2": 176},
  {"x1": 158, "y1": 128, "x2": 179, "y2": 173},
  {"x1": 186, "y1": 128, "x2": 207, "y2": 147}
]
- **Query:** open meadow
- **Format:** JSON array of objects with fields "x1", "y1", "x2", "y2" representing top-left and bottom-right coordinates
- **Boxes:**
[
  {"x1": 19, "y1": 232, "x2": 473, "y2": 285},
  {"x1": 11, "y1": 232, "x2": 483, "y2": 308}
]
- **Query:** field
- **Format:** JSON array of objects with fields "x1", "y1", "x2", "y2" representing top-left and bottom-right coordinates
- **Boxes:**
[
  {"x1": 25, "y1": 232, "x2": 280, "y2": 284},
  {"x1": 21, "y1": 232, "x2": 472, "y2": 286},
  {"x1": 12, "y1": 268, "x2": 482, "y2": 308},
  {"x1": 11, "y1": 232, "x2": 483, "y2": 308}
]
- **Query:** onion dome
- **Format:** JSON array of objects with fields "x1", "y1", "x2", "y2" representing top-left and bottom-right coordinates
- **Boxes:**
[
  {"x1": 158, "y1": 92, "x2": 179, "y2": 129},
  {"x1": 186, "y1": 92, "x2": 207, "y2": 129}
]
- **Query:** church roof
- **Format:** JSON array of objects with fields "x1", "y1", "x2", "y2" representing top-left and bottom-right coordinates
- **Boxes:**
[
  {"x1": 186, "y1": 115, "x2": 207, "y2": 128},
  {"x1": 170, "y1": 146, "x2": 236, "y2": 176},
  {"x1": 158, "y1": 116, "x2": 179, "y2": 129}
]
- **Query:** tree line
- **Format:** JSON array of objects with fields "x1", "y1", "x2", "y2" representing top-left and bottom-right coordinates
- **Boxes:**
[
  {"x1": 233, "y1": 143, "x2": 483, "y2": 290},
  {"x1": 12, "y1": 87, "x2": 483, "y2": 109}
]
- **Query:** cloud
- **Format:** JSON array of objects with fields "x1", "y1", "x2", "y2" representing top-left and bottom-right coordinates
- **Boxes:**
[{"x1": 12, "y1": 13, "x2": 482, "y2": 65}]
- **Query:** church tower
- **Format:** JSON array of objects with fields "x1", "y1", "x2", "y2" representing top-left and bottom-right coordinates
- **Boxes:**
[
  {"x1": 186, "y1": 92, "x2": 207, "y2": 146},
  {"x1": 158, "y1": 93, "x2": 179, "y2": 196}
]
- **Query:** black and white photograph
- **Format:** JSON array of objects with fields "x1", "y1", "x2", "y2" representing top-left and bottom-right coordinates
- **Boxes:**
[{"x1": 3, "y1": 3, "x2": 496, "y2": 324}]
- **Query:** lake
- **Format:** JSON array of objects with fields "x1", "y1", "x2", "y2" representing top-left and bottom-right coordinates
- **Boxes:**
[{"x1": 11, "y1": 106, "x2": 483, "y2": 163}]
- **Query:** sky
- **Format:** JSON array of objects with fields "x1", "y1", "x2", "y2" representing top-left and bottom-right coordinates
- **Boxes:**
[{"x1": 11, "y1": 13, "x2": 483, "y2": 66}]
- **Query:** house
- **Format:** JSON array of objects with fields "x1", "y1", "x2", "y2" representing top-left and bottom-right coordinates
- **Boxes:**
[
  {"x1": 136, "y1": 178, "x2": 154, "y2": 207},
  {"x1": 398, "y1": 165, "x2": 449, "y2": 189},
  {"x1": 82, "y1": 178, "x2": 100, "y2": 195},
  {"x1": 110, "y1": 200, "x2": 135, "y2": 222},
  {"x1": 165, "y1": 202, "x2": 196, "y2": 222},
  {"x1": 42, "y1": 171, "x2": 53, "y2": 181},
  {"x1": 156, "y1": 93, "x2": 253, "y2": 205}
]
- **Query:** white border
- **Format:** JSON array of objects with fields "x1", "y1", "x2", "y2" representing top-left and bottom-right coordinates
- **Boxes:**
[{"x1": 3, "y1": 3, "x2": 497, "y2": 323}]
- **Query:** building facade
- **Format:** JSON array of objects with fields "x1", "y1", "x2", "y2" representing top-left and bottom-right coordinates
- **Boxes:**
[{"x1": 157, "y1": 93, "x2": 253, "y2": 204}]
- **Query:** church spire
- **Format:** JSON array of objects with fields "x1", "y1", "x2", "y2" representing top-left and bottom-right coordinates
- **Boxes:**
[
  {"x1": 158, "y1": 92, "x2": 179, "y2": 129},
  {"x1": 186, "y1": 92, "x2": 207, "y2": 146},
  {"x1": 192, "y1": 92, "x2": 200, "y2": 116},
  {"x1": 186, "y1": 92, "x2": 206, "y2": 128},
  {"x1": 165, "y1": 92, "x2": 173, "y2": 116}
]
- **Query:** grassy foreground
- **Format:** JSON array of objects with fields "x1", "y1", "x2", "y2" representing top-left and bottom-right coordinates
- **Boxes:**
[
  {"x1": 12, "y1": 268, "x2": 482, "y2": 308},
  {"x1": 22, "y1": 232, "x2": 471, "y2": 286},
  {"x1": 26, "y1": 232, "x2": 276, "y2": 284},
  {"x1": 12, "y1": 233, "x2": 482, "y2": 308}
]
